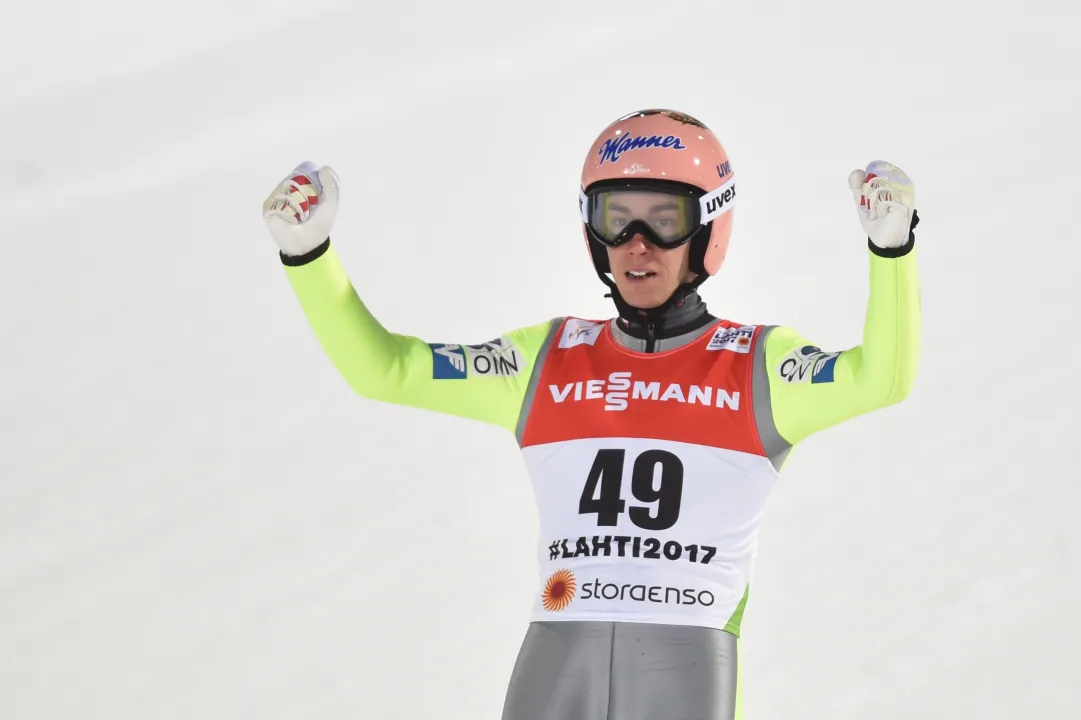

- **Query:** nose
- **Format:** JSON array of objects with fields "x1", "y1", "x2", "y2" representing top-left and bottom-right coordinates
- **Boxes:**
[{"x1": 625, "y1": 233, "x2": 652, "y2": 253}]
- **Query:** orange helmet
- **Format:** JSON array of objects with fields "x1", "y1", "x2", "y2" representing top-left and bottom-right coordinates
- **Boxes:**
[{"x1": 579, "y1": 109, "x2": 736, "y2": 295}]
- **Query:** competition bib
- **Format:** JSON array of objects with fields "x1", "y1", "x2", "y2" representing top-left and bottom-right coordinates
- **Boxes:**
[{"x1": 518, "y1": 318, "x2": 780, "y2": 632}]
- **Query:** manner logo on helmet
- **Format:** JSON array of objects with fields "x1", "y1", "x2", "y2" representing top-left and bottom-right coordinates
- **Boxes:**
[{"x1": 599, "y1": 134, "x2": 687, "y2": 165}]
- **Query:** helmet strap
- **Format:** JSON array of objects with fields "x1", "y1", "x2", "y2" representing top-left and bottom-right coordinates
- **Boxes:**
[
  {"x1": 587, "y1": 224, "x2": 713, "y2": 333},
  {"x1": 595, "y1": 264, "x2": 711, "y2": 338}
]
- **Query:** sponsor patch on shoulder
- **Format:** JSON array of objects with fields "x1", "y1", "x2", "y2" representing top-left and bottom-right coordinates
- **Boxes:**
[
  {"x1": 558, "y1": 319, "x2": 605, "y2": 349},
  {"x1": 429, "y1": 343, "x2": 468, "y2": 379},
  {"x1": 776, "y1": 345, "x2": 841, "y2": 384},
  {"x1": 430, "y1": 337, "x2": 526, "y2": 379},
  {"x1": 706, "y1": 324, "x2": 755, "y2": 353}
]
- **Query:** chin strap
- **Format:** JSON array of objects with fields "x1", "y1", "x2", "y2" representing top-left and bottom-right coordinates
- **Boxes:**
[
  {"x1": 587, "y1": 223, "x2": 714, "y2": 338},
  {"x1": 599, "y1": 269, "x2": 712, "y2": 340}
]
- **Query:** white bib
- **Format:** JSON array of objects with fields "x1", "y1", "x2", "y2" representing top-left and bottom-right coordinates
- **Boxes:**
[{"x1": 518, "y1": 319, "x2": 781, "y2": 633}]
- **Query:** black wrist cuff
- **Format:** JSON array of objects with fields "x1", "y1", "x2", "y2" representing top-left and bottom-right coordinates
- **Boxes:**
[
  {"x1": 280, "y1": 237, "x2": 331, "y2": 267},
  {"x1": 868, "y1": 209, "x2": 919, "y2": 258}
]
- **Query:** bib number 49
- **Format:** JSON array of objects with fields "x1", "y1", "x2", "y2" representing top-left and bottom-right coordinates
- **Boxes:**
[{"x1": 579, "y1": 448, "x2": 683, "y2": 531}]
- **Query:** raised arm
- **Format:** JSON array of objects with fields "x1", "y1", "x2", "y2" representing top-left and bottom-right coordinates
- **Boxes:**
[
  {"x1": 284, "y1": 242, "x2": 556, "y2": 432},
  {"x1": 758, "y1": 161, "x2": 922, "y2": 449},
  {"x1": 263, "y1": 161, "x2": 556, "y2": 435},
  {"x1": 765, "y1": 241, "x2": 919, "y2": 446}
]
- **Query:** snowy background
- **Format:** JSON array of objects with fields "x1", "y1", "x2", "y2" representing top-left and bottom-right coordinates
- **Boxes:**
[{"x1": 2, "y1": 0, "x2": 1080, "y2": 718}]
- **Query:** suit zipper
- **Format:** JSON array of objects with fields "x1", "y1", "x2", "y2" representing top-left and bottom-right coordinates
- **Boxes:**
[{"x1": 645, "y1": 322, "x2": 657, "y2": 353}]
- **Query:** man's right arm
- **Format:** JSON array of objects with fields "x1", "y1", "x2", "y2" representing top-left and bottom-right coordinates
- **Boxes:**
[{"x1": 281, "y1": 240, "x2": 556, "y2": 435}]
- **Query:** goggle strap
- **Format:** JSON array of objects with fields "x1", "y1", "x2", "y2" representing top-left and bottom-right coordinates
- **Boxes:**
[{"x1": 698, "y1": 176, "x2": 737, "y2": 224}]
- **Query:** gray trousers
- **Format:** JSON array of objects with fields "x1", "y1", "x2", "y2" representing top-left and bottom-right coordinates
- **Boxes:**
[{"x1": 501, "y1": 621, "x2": 742, "y2": 720}]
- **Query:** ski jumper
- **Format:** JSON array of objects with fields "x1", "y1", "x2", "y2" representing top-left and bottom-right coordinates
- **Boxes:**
[{"x1": 279, "y1": 235, "x2": 920, "y2": 720}]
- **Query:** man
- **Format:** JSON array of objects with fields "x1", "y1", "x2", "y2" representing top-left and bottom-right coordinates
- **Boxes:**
[{"x1": 262, "y1": 108, "x2": 920, "y2": 720}]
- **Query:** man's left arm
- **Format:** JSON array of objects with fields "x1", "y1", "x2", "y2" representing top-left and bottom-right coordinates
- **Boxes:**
[{"x1": 759, "y1": 161, "x2": 921, "y2": 448}]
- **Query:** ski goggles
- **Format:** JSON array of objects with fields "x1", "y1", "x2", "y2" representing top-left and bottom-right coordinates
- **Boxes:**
[{"x1": 579, "y1": 178, "x2": 736, "y2": 249}]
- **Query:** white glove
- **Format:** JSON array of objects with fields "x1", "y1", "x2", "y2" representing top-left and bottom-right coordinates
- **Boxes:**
[
  {"x1": 262, "y1": 161, "x2": 341, "y2": 257},
  {"x1": 847, "y1": 160, "x2": 916, "y2": 249}
]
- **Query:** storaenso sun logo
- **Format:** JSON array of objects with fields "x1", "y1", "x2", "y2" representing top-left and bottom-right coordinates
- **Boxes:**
[
  {"x1": 599, "y1": 134, "x2": 687, "y2": 165},
  {"x1": 549, "y1": 371, "x2": 740, "y2": 412}
]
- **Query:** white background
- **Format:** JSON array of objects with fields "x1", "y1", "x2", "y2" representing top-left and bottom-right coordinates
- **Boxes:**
[{"x1": 2, "y1": 1, "x2": 1080, "y2": 718}]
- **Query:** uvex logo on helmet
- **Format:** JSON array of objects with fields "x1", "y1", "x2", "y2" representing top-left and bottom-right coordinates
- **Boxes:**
[{"x1": 703, "y1": 177, "x2": 736, "y2": 221}]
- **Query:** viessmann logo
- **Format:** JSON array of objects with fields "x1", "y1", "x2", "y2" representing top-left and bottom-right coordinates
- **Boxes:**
[
  {"x1": 548, "y1": 371, "x2": 740, "y2": 412},
  {"x1": 540, "y1": 569, "x2": 716, "y2": 611}
]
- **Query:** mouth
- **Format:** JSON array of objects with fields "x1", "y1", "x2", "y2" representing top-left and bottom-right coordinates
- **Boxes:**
[{"x1": 625, "y1": 270, "x2": 657, "y2": 280}]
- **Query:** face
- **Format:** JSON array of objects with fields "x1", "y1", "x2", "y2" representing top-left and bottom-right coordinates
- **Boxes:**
[{"x1": 603, "y1": 192, "x2": 696, "y2": 309}]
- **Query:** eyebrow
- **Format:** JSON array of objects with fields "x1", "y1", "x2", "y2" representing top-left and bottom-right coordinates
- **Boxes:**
[{"x1": 607, "y1": 202, "x2": 682, "y2": 214}]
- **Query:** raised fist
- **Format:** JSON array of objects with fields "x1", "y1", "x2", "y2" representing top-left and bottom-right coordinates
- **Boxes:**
[
  {"x1": 848, "y1": 161, "x2": 917, "y2": 250},
  {"x1": 262, "y1": 161, "x2": 341, "y2": 257}
]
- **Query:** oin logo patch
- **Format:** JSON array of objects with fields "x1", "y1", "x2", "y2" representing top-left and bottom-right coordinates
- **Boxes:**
[
  {"x1": 429, "y1": 337, "x2": 525, "y2": 379},
  {"x1": 541, "y1": 569, "x2": 577, "y2": 612}
]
